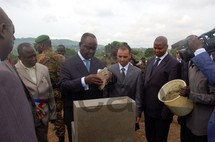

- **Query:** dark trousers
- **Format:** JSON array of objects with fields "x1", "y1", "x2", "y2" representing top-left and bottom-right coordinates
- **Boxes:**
[
  {"x1": 66, "y1": 123, "x2": 72, "y2": 142},
  {"x1": 183, "y1": 124, "x2": 207, "y2": 142},
  {"x1": 177, "y1": 116, "x2": 186, "y2": 142},
  {"x1": 144, "y1": 113, "x2": 171, "y2": 142},
  {"x1": 35, "y1": 123, "x2": 48, "y2": 142}
]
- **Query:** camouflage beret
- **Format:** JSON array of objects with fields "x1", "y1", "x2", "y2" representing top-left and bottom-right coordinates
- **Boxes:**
[{"x1": 35, "y1": 35, "x2": 50, "y2": 44}]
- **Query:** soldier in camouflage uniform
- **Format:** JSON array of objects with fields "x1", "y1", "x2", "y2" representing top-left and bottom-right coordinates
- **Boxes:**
[{"x1": 35, "y1": 35, "x2": 65, "y2": 142}]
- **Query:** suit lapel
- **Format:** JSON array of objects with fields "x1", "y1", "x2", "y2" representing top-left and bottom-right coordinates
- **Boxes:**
[
  {"x1": 75, "y1": 54, "x2": 89, "y2": 75},
  {"x1": 145, "y1": 58, "x2": 155, "y2": 82},
  {"x1": 90, "y1": 57, "x2": 103, "y2": 74},
  {"x1": 148, "y1": 54, "x2": 170, "y2": 80},
  {"x1": 35, "y1": 64, "x2": 42, "y2": 85},
  {"x1": 17, "y1": 62, "x2": 36, "y2": 85},
  {"x1": 112, "y1": 64, "x2": 122, "y2": 83},
  {"x1": 115, "y1": 64, "x2": 126, "y2": 83},
  {"x1": 123, "y1": 64, "x2": 133, "y2": 83}
]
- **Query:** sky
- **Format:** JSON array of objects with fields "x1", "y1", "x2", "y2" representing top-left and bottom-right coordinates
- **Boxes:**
[{"x1": 1, "y1": 0, "x2": 215, "y2": 48}]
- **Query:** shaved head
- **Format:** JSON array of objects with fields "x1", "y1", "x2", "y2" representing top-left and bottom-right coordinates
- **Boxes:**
[
  {"x1": 0, "y1": 7, "x2": 15, "y2": 60},
  {"x1": 154, "y1": 36, "x2": 168, "y2": 47}
]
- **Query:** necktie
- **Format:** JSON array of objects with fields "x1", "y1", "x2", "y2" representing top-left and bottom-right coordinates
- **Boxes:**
[
  {"x1": 150, "y1": 58, "x2": 160, "y2": 76},
  {"x1": 154, "y1": 58, "x2": 161, "y2": 67},
  {"x1": 121, "y1": 68, "x2": 126, "y2": 79},
  {"x1": 84, "y1": 59, "x2": 90, "y2": 72}
]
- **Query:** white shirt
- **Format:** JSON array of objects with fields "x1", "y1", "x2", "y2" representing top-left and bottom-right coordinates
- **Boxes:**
[
  {"x1": 78, "y1": 51, "x2": 90, "y2": 90},
  {"x1": 118, "y1": 63, "x2": 129, "y2": 75},
  {"x1": 155, "y1": 51, "x2": 168, "y2": 66},
  {"x1": 194, "y1": 48, "x2": 206, "y2": 56}
]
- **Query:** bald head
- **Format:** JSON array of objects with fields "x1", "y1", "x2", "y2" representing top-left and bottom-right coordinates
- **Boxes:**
[
  {"x1": 154, "y1": 36, "x2": 168, "y2": 47},
  {"x1": 186, "y1": 35, "x2": 202, "y2": 51},
  {"x1": 0, "y1": 8, "x2": 9, "y2": 23},
  {"x1": 0, "y1": 7, "x2": 15, "y2": 61}
]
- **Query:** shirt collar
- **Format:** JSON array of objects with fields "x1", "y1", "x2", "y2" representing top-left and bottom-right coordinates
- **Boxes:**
[
  {"x1": 78, "y1": 51, "x2": 91, "y2": 61},
  {"x1": 118, "y1": 63, "x2": 129, "y2": 71},
  {"x1": 156, "y1": 51, "x2": 168, "y2": 61},
  {"x1": 19, "y1": 60, "x2": 36, "y2": 70}
]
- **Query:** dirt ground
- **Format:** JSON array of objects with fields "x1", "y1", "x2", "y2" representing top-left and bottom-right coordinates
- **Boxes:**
[{"x1": 48, "y1": 116, "x2": 180, "y2": 142}]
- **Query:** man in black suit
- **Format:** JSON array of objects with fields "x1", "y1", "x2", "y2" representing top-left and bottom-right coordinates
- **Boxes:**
[
  {"x1": 0, "y1": 7, "x2": 37, "y2": 142},
  {"x1": 59, "y1": 32, "x2": 106, "y2": 142},
  {"x1": 142, "y1": 36, "x2": 181, "y2": 142}
]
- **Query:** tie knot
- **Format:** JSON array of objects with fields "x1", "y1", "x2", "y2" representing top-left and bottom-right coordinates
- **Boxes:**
[
  {"x1": 153, "y1": 58, "x2": 161, "y2": 67},
  {"x1": 121, "y1": 68, "x2": 125, "y2": 72},
  {"x1": 84, "y1": 59, "x2": 90, "y2": 62}
]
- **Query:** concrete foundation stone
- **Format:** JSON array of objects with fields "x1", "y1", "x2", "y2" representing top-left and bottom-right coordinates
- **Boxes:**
[{"x1": 72, "y1": 96, "x2": 136, "y2": 142}]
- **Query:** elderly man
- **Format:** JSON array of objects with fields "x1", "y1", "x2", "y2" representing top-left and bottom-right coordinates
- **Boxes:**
[
  {"x1": 183, "y1": 35, "x2": 215, "y2": 142},
  {"x1": 0, "y1": 7, "x2": 37, "y2": 142},
  {"x1": 15, "y1": 42, "x2": 56, "y2": 142}
]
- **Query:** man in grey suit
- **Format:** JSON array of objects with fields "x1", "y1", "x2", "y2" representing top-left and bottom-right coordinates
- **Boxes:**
[
  {"x1": 179, "y1": 35, "x2": 215, "y2": 142},
  {"x1": 59, "y1": 32, "x2": 106, "y2": 142},
  {"x1": 142, "y1": 36, "x2": 181, "y2": 142},
  {"x1": 15, "y1": 42, "x2": 56, "y2": 142},
  {"x1": 0, "y1": 7, "x2": 37, "y2": 142},
  {"x1": 104, "y1": 43, "x2": 143, "y2": 127}
]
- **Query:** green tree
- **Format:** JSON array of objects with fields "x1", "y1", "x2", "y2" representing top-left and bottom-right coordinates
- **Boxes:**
[
  {"x1": 65, "y1": 48, "x2": 76, "y2": 56},
  {"x1": 144, "y1": 48, "x2": 154, "y2": 59},
  {"x1": 131, "y1": 48, "x2": 145, "y2": 60}
]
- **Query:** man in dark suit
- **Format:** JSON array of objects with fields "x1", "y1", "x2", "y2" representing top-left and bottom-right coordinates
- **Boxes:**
[
  {"x1": 142, "y1": 36, "x2": 181, "y2": 142},
  {"x1": 0, "y1": 7, "x2": 37, "y2": 142},
  {"x1": 105, "y1": 43, "x2": 143, "y2": 128},
  {"x1": 59, "y1": 32, "x2": 106, "y2": 142}
]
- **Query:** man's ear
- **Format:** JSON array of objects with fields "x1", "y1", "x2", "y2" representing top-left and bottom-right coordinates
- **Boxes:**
[
  {"x1": 0, "y1": 23, "x2": 6, "y2": 39},
  {"x1": 129, "y1": 53, "x2": 132, "y2": 59}
]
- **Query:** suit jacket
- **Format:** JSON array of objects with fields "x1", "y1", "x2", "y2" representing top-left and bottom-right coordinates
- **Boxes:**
[
  {"x1": 191, "y1": 52, "x2": 215, "y2": 141},
  {"x1": 15, "y1": 62, "x2": 56, "y2": 125},
  {"x1": 186, "y1": 65, "x2": 215, "y2": 136},
  {"x1": 0, "y1": 62, "x2": 37, "y2": 142},
  {"x1": 59, "y1": 54, "x2": 106, "y2": 124},
  {"x1": 208, "y1": 109, "x2": 215, "y2": 142},
  {"x1": 192, "y1": 52, "x2": 215, "y2": 86},
  {"x1": 106, "y1": 63, "x2": 143, "y2": 116},
  {"x1": 143, "y1": 54, "x2": 181, "y2": 119}
]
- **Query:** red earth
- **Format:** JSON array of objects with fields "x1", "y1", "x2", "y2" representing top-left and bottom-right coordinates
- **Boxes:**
[{"x1": 48, "y1": 116, "x2": 180, "y2": 142}]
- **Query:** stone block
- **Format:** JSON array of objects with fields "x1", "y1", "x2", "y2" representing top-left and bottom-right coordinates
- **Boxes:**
[{"x1": 72, "y1": 96, "x2": 136, "y2": 142}]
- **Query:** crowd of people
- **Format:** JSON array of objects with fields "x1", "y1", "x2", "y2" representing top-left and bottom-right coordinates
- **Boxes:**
[{"x1": 1, "y1": 6, "x2": 215, "y2": 142}]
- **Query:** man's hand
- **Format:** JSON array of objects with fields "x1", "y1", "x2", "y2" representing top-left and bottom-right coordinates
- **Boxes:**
[
  {"x1": 36, "y1": 106, "x2": 45, "y2": 120},
  {"x1": 136, "y1": 117, "x2": 141, "y2": 123},
  {"x1": 85, "y1": 74, "x2": 103, "y2": 85},
  {"x1": 105, "y1": 71, "x2": 113, "y2": 85},
  {"x1": 179, "y1": 86, "x2": 190, "y2": 97},
  {"x1": 135, "y1": 117, "x2": 141, "y2": 131}
]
